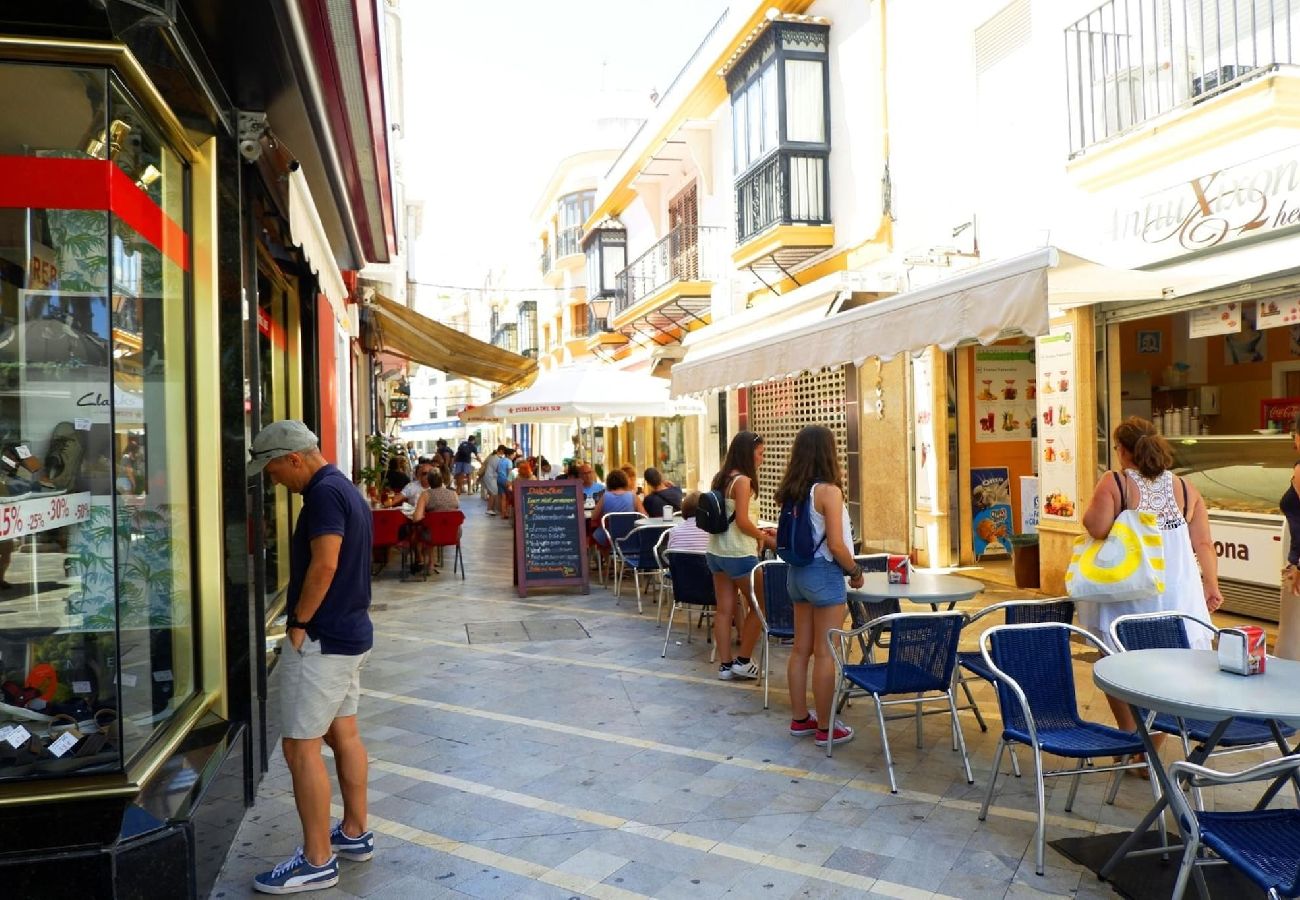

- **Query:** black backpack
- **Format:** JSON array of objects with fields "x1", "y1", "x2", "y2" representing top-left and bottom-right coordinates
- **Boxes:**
[{"x1": 695, "y1": 476, "x2": 738, "y2": 534}]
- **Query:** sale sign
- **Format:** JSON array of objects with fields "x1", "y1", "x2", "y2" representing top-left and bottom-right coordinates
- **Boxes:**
[{"x1": 0, "y1": 491, "x2": 92, "y2": 540}]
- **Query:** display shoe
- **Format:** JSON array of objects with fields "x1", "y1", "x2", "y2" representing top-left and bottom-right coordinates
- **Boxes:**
[
  {"x1": 42, "y1": 423, "x2": 84, "y2": 492},
  {"x1": 0, "y1": 442, "x2": 41, "y2": 479}
]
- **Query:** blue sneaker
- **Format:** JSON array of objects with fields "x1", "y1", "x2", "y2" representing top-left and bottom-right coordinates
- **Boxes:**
[
  {"x1": 252, "y1": 848, "x2": 339, "y2": 894},
  {"x1": 330, "y1": 821, "x2": 375, "y2": 861}
]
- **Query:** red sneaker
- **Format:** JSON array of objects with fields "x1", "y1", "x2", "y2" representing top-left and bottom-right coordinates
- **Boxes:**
[
  {"x1": 789, "y1": 715, "x2": 819, "y2": 737},
  {"x1": 814, "y1": 721, "x2": 854, "y2": 747}
]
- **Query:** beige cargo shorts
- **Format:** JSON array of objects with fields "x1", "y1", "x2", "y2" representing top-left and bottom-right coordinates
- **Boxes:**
[{"x1": 279, "y1": 636, "x2": 370, "y2": 740}]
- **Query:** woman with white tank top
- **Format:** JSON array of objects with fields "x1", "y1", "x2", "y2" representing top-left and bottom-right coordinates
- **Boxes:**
[{"x1": 773, "y1": 425, "x2": 865, "y2": 748}]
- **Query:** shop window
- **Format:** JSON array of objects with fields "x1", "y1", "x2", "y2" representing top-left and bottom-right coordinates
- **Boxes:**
[
  {"x1": 654, "y1": 416, "x2": 688, "y2": 486},
  {"x1": 0, "y1": 62, "x2": 196, "y2": 778},
  {"x1": 257, "y1": 271, "x2": 294, "y2": 605}
]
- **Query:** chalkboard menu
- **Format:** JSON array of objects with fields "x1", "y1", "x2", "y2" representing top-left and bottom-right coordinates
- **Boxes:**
[{"x1": 514, "y1": 479, "x2": 589, "y2": 597}]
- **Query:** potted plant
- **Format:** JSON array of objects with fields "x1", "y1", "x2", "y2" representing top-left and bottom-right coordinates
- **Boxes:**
[{"x1": 361, "y1": 433, "x2": 390, "y2": 502}]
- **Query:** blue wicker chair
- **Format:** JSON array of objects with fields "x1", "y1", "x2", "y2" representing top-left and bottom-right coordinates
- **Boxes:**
[
  {"x1": 617, "y1": 522, "x2": 672, "y2": 614},
  {"x1": 828, "y1": 611, "x2": 974, "y2": 793},
  {"x1": 958, "y1": 598, "x2": 1075, "y2": 735},
  {"x1": 748, "y1": 559, "x2": 795, "y2": 710},
  {"x1": 978, "y1": 622, "x2": 1151, "y2": 875},
  {"x1": 661, "y1": 550, "x2": 717, "y2": 659},
  {"x1": 1167, "y1": 755, "x2": 1300, "y2": 900},
  {"x1": 601, "y1": 511, "x2": 641, "y2": 600},
  {"x1": 1111, "y1": 611, "x2": 1298, "y2": 809}
]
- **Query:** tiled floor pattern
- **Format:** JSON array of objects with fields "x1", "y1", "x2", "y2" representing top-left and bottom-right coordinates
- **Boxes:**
[{"x1": 211, "y1": 496, "x2": 1278, "y2": 899}]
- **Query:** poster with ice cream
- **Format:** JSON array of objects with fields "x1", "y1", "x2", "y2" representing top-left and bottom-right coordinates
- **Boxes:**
[
  {"x1": 1036, "y1": 323, "x2": 1078, "y2": 522},
  {"x1": 973, "y1": 346, "x2": 1035, "y2": 443}
]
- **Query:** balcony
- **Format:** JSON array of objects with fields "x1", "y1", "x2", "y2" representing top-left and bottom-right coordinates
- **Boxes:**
[
  {"x1": 732, "y1": 148, "x2": 834, "y2": 275},
  {"x1": 609, "y1": 225, "x2": 723, "y2": 343},
  {"x1": 540, "y1": 246, "x2": 552, "y2": 277},
  {"x1": 1066, "y1": 0, "x2": 1300, "y2": 159},
  {"x1": 555, "y1": 225, "x2": 583, "y2": 263}
]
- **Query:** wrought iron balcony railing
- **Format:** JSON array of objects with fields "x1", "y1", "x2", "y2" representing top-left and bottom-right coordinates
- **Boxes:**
[
  {"x1": 734, "y1": 148, "x2": 830, "y2": 246},
  {"x1": 586, "y1": 315, "x2": 609, "y2": 337},
  {"x1": 540, "y1": 247, "x2": 552, "y2": 276},
  {"x1": 612, "y1": 225, "x2": 726, "y2": 319},
  {"x1": 1065, "y1": 0, "x2": 1300, "y2": 156}
]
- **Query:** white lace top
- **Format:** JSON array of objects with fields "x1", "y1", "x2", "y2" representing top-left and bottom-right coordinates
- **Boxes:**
[{"x1": 1123, "y1": 469, "x2": 1186, "y2": 531}]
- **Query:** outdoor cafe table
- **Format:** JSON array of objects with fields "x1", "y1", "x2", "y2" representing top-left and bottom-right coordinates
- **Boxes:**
[
  {"x1": 847, "y1": 572, "x2": 984, "y2": 612},
  {"x1": 1093, "y1": 648, "x2": 1300, "y2": 879},
  {"x1": 371, "y1": 506, "x2": 413, "y2": 574},
  {"x1": 634, "y1": 516, "x2": 680, "y2": 528}
]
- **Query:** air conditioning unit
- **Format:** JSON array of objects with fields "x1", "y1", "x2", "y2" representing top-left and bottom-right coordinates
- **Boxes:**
[{"x1": 1192, "y1": 64, "x2": 1255, "y2": 98}]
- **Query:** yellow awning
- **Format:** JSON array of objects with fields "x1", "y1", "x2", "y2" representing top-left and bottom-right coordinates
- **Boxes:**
[{"x1": 369, "y1": 294, "x2": 536, "y2": 384}]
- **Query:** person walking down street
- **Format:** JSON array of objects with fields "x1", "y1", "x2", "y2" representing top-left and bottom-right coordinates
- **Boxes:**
[
  {"x1": 774, "y1": 425, "x2": 862, "y2": 748},
  {"x1": 642, "y1": 467, "x2": 683, "y2": 518},
  {"x1": 1081, "y1": 416, "x2": 1221, "y2": 735},
  {"x1": 481, "y1": 445, "x2": 504, "y2": 516},
  {"x1": 708, "y1": 431, "x2": 775, "y2": 681},
  {"x1": 246, "y1": 420, "x2": 376, "y2": 894},
  {"x1": 452, "y1": 437, "x2": 479, "y2": 494}
]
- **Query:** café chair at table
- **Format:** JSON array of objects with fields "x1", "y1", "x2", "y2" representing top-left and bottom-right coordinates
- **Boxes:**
[
  {"x1": 653, "y1": 528, "x2": 673, "y2": 624},
  {"x1": 827, "y1": 611, "x2": 974, "y2": 794},
  {"x1": 977, "y1": 622, "x2": 1152, "y2": 876},
  {"x1": 957, "y1": 598, "x2": 1075, "y2": 738},
  {"x1": 370, "y1": 509, "x2": 407, "y2": 577},
  {"x1": 615, "y1": 522, "x2": 672, "y2": 614},
  {"x1": 747, "y1": 560, "x2": 795, "y2": 711},
  {"x1": 600, "y1": 512, "x2": 641, "y2": 598},
  {"x1": 845, "y1": 554, "x2": 893, "y2": 663},
  {"x1": 1166, "y1": 755, "x2": 1300, "y2": 900},
  {"x1": 1110, "y1": 611, "x2": 1299, "y2": 810},
  {"x1": 409, "y1": 510, "x2": 466, "y2": 580},
  {"x1": 661, "y1": 550, "x2": 717, "y2": 661}
]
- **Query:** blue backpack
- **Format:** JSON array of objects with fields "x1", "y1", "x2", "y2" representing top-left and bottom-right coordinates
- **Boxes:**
[{"x1": 776, "y1": 483, "x2": 825, "y2": 567}]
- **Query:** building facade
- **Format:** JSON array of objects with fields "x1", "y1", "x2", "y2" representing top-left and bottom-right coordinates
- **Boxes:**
[{"x1": 0, "y1": 2, "x2": 398, "y2": 896}]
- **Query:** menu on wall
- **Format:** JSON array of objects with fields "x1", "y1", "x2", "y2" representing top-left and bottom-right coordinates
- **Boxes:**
[
  {"x1": 973, "y1": 346, "x2": 1036, "y2": 443},
  {"x1": 1256, "y1": 297, "x2": 1300, "y2": 330},
  {"x1": 1189, "y1": 302, "x2": 1242, "y2": 338},
  {"x1": 1035, "y1": 323, "x2": 1079, "y2": 521},
  {"x1": 514, "y1": 480, "x2": 589, "y2": 598},
  {"x1": 912, "y1": 354, "x2": 938, "y2": 512}
]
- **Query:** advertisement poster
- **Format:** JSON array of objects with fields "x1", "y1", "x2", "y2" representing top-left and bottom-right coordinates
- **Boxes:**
[
  {"x1": 971, "y1": 466, "x2": 1012, "y2": 557},
  {"x1": 1256, "y1": 296, "x2": 1300, "y2": 330},
  {"x1": 1189, "y1": 302, "x2": 1241, "y2": 338},
  {"x1": 1019, "y1": 475, "x2": 1040, "y2": 534},
  {"x1": 973, "y1": 345, "x2": 1036, "y2": 443},
  {"x1": 1036, "y1": 323, "x2": 1078, "y2": 521},
  {"x1": 912, "y1": 355, "x2": 938, "y2": 511}
]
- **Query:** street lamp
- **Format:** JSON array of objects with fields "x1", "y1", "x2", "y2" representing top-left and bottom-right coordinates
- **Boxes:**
[{"x1": 582, "y1": 216, "x2": 626, "y2": 332}]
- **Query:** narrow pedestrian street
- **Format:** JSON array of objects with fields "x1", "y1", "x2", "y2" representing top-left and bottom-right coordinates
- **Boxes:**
[{"x1": 210, "y1": 500, "x2": 1265, "y2": 900}]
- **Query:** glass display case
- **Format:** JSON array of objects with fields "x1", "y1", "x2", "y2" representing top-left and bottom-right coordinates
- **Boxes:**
[
  {"x1": 0, "y1": 62, "x2": 196, "y2": 782},
  {"x1": 1169, "y1": 435, "x2": 1292, "y2": 621}
]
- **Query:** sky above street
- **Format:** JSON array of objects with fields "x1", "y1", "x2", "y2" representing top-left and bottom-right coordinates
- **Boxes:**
[{"x1": 400, "y1": 0, "x2": 730, "y2": 291}]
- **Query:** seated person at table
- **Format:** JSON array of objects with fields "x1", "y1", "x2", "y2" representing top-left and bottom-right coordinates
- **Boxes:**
[
  {"x1": 407, "y1": 470, "x2": 461, "y2": 574},
  {"x1": 665, "y1": 492, "x2": 710, "y2": 552},
  {"x1": 578, "y1": 463, "x2": 604, "y2": 500},
  {"x1": 503, "y1": 460, "x2": 534, "y2": 523},
  {"x1": 642, "y1": 468, "x2": 684, "y2": 518},
  {"x1": 384, "y1": 455, "x2": 411, "y2": 492},
  {"x1": 396, "y1": 462, "x2": 433, "y2": 506},
  {"x1": 620, "y1": 464, "x2": 639, "y2": 495},
  {"x1": 591, "y1": 469, "x2": 645, "y2": 550},
  {"x1": 564, "y1": 462, "x2": 581, "y2": 480}
]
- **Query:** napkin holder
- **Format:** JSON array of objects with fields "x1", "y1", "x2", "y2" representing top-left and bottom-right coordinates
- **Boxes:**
[
  {"x1": 887, "y1": 554, "x2": 910, "y2": 585},
  {"x1": 1218, "y1": 626, "x2": 1267, "y2": 676}
]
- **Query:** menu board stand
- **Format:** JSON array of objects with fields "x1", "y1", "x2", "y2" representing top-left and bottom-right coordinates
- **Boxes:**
[{"x1": 513, "y1": 480, "x2": 590, "y2": 598}]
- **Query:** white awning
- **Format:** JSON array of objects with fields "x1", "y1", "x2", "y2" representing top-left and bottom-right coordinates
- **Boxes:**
[
  {"x1": 672, "y1": 248, "x2": 1056, "y2": 396},
  {"x1": 288, "y1": 166, "x2": 350, "y2": 327}
]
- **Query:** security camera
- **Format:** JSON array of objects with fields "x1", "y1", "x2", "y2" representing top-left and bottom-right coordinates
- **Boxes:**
[
  {"x1": 236, "y1": 110, "x2": 269, "y2": 164},
  {"x1": 239, "y1": 138, "x2": 262, "y2": 162}
]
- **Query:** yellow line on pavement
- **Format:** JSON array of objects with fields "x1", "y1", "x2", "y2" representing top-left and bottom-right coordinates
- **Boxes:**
[
  {"x1": 360, "y1": 688, "x2": 1120, "y2": 834},
  {"x1": 368, "y1": 758, "x2": 958, "y2": 899},
  {"x1": 374, "y1": 629, "x2": 781, "y2": 696},
  {"x1": 315, "y1": 801, "x2": 652, "y2": 900}
]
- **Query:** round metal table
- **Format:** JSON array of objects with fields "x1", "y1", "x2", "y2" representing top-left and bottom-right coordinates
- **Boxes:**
[
  {"x1": 633, "y1": 516, "x2": 680, "y2": 529},
  {"x1": 1093, "y1": 648, "x2": 1300, "y2": 878},
  {"x1": 847, "y1": 572, "x2": 984, "y2": 611}
]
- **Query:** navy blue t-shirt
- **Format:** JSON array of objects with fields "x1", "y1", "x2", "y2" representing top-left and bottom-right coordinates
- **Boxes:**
[{"x1": 288, "y1": 464, "x2": 373, "y2": 655}]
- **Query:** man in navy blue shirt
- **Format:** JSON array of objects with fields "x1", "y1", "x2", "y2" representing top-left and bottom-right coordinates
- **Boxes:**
[{"x1": 246, "y1": 420, "x2": 375, "y2": 894}]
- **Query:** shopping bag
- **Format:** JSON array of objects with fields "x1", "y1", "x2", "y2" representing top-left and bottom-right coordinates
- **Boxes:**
[{"x1": 1065, "y1": 508, "x2": 1165, "y2": 602}]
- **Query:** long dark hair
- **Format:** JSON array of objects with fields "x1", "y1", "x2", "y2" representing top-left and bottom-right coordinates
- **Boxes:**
[
  {"x1": 774, "y1": 425, "x2": 843, "y2": 506},
  {"x1": 711, "y1": 431, "x2": 763, "y2": 491}
]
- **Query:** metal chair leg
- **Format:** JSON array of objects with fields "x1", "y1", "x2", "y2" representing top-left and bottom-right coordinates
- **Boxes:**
[
  {"x1": 947, "y1": 689, "x2": 974, "y2": 785},
  {"x1": 1032, "y1": 745, "x2": 1048, "y2": 876},
  {"x1": 1064, "y1": 758, "x2": 1086, "y2": 812},
  {"x1": 979, "y1": 740, "x2": 1006, "y2": 821},
  {"x1": 958, "y1": 672, "x2": 988, "y2": 733},
  {"x1": 1010, "y1": 746, "x2": 1022, "y2": 778},
  {"x1": 1104, "y1": 757, "x2": 1126, "y2": 805},
  {"x1": 661, "y1": 602, "x2": 677, "y2": 657},
  {"x1": 826, "y1": 681, "x2": 844, "y2": 758},
  {"x1": 1171, "y1": 832, "x2": 1201, "y2": 900},
  {"x1": 762, "y1": 634, "x2": 771, "y2": 710},
  {"x1": 875, "y1": 694, "x2": 899, "y2": 792}
]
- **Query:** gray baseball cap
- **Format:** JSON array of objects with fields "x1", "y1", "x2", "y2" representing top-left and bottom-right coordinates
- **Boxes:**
[{"x1": 247, "y1": 420, "x2": 319, "y2": 477}]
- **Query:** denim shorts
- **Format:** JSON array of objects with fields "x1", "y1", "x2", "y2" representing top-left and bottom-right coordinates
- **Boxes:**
[
  {"x1": 706, "y1": 553, "x2": 759, "y2": 579},
  {"x1": 786, "y1": 556, "x2": 848, "y2": 607}
]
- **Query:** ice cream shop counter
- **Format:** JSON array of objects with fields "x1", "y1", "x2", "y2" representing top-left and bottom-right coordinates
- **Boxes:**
[{"x1": 1171, "y1": 435, "x2": 1292, "y2": 622}]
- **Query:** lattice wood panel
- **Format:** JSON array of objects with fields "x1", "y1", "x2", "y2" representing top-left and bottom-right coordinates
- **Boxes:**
[{"x1": 748, "y1": 367, "x2": 849, "y2": 522}]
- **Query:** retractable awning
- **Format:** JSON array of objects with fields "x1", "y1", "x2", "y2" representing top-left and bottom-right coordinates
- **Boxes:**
[
  {"x1": 368, "y1": 294, "x2": 536, "y2": 384},
  {"x1": 670, "y1": 245, "x2": 1274, "y2": 397}
]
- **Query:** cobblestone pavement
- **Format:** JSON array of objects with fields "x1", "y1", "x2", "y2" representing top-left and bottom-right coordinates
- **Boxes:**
[{"x1": 211, "y1": 496, "x2": 1273, "y2": 899}]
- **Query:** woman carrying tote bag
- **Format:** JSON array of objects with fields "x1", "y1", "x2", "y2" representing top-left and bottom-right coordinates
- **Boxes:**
[{"x1": 1079, "y1": 418, "x2": 1222, "y2": 732}]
